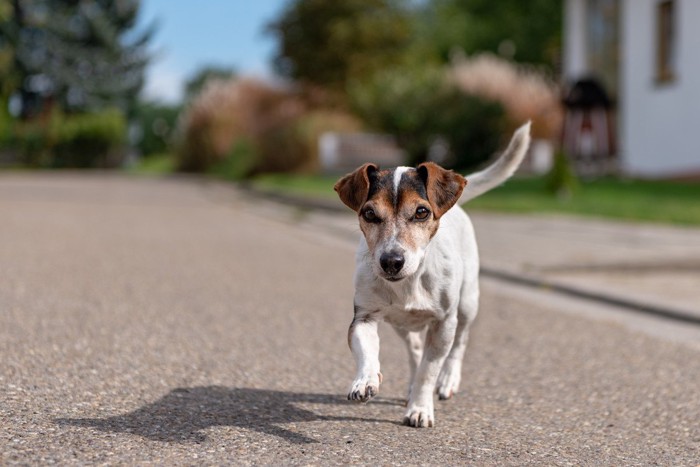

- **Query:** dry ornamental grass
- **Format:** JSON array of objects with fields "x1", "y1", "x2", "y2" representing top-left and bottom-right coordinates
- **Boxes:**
[
  {"x1": 450, "y1": 53, "x2": 563, "y2": 140},
  {"x1": 176, "y1": 78, "x2": 361, "y2": 174}
]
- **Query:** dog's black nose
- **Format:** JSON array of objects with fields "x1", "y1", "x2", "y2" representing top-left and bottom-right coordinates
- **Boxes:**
[{"x1": 380, "y1": 251, "x2": 405, "y2": 275}]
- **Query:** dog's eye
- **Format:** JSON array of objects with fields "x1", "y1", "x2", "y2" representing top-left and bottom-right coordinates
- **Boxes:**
[
  {"x1": 414, "y1": 207, "x2": 431, "y2": 221},
  {"x1": 362, "y1": 208, "x2": 379, "y2": 222}
]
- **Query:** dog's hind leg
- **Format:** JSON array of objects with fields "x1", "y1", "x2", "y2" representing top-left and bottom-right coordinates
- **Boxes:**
[
  {"x1": 436, "y1": 288, "x2": 479, "y2": 400},
  {"x1": 404, "y1": 314, "x2": 457, "y2": 427},
  {"x1": 392, "y1": 325, "x2": 423, "y2": 400}
]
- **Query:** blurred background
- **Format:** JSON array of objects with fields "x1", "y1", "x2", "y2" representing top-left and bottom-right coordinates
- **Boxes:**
[{"x1": 0, "y1": 0, "x2": 698, "y2": 224}]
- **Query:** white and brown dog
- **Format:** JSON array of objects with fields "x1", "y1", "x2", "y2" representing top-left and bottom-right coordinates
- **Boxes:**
[{"x1": 334, "y1": 123, "x2": 531, "y2": 427}]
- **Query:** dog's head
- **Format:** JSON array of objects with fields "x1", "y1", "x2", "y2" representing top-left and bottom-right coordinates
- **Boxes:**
[{"x1": 334, "y1": 162, "x2": 466, "y2": 282}]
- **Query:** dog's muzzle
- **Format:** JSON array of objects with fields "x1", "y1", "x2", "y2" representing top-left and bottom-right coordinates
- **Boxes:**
[{"x1": 380, "y1": 250, "x2": 405, "y2": 278}]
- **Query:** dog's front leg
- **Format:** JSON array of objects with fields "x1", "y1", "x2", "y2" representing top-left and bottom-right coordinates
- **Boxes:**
[
  {"x1": 404, "y1": 315, "x2": 457, "y2": 427},
  {"x1": 347, "y1": 315, "x2": 382, "y2": 403}
]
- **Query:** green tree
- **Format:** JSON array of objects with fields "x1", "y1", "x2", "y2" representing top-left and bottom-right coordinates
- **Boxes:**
[
  {"x1": 267, "y1": 0, "x2": 413, "y2": 91},
  {"x1": 350, "y1": 65, "x2": 505, "y2": 169},
  {"x1": 420, "y1": 0, "x2": 562, "y2": 71},
  {"x1": 2, "y1": 0, "x2": 153, "y2": 117}
]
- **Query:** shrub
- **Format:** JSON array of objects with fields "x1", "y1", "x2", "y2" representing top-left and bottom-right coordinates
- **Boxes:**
[
  {"x1": 5, "y1": 111, "x2": 61, "y2": 167},
  {"x1": 0, "y1": 104, "x2": 13, "y2": 148},
  {"x1": 52, "y1": 109, "x2": 127, "y2": 168},
  {"x1": 176, "y1": 77, "x2": 362, "y2": 176},
  {"x1": 207, "y1": 139, "x2": 257, "y2": 181},
  {"x1": 450, "y1": 53, "x2": 563, "y2": 140},
  {"x1": 133, "y1": 102, "x2": 181, "y2": 158},
  {"x1": 349, "y1": 65, "x2": 506, "y2": 169},
  {"x1": 176, "y1": 78, "x2": 304, "y2": 173},
  {"x1": 1, "y1": 109, "x2": 126, "y2": 168},
  {"x1": 256, "y1": 109, "x2": 363, "y2": 173},
  {"x1": 13, "y1": 121, "x2": 51, "y2": 167}
]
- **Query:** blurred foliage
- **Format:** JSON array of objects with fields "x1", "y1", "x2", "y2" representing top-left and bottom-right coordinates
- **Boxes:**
[
  {"x1": 176, "y1": 78, "x2": 363, "y2": 177},
  {"x1": 267, "y1": 0, "x2": 562, "y2": 93},
  {"x1": 176, "y1": 79, "x2": 294, "y2": 173},
  {"x1": 53, "y1": 109, "x2": 127, "y2": 167},
  {"x1": 129, "y1": 152, "x2": 175, "y2": 175},
  {"x1": 266, "y1": 0, "x2": 560, "y2": 172},
  {"x1": 0, "y1": 0, "x2": 565, "y2": 176},
  {"x1": 0, "y1": 0, "x2": 19, "y2": 99},
  {"x1": 0, "y1": 98, "x2": 13, "y2": 147},
  {"x1": 267, "y1": 0, "x2": 413, "y2": 91},
  {"x1": 207, "y1": 139, "x2": 257, "y2": 181},
  {"x1": 132, "y1": 101, "x2": 180, "y2": 157},
  {"x1": 7, "y1": 108, "x2": 126, "y2": 168},
  {"x1": 545, "y1": 150, "x2": 580, "y2": 198},
  {"x1": 0, "y1": 0, "x2": 152, "y2": 117},
  {"x1": 255, "y1": 109, "x2": 362, "y2": 174},
  {"x1": 449, "y1": 54, "x2": 563, "y2": 140},
  {"x1": 350, "y1": 65, "x2": 505, "y2": 169},
  {"x1": 0, "y1": 0, "x2": 151, "y2": 170},
  {"x1": 184, "y1": 65, "x2": 236, "y2": 103},
  {"x1": 419, "y1": 0, "x2": 563, "y2": 72}
]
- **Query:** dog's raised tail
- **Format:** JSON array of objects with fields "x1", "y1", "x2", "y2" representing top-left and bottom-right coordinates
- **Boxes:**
[{"x1": 459, "y1": 121, "x2": 532, "y2": 204}]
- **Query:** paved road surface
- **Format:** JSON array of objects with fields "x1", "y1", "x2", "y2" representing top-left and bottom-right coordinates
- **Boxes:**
[{"x1": 1, "y1": 174, "x2": 699, "y2": 465}]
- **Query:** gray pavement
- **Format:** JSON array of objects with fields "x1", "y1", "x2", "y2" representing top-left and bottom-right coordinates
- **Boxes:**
[
  {"x1": 473, "y1": 213, "x2": 700, "y2": 320},
  {"x1": 2, "y1": 173, "x2": 700, "y2": 465}
]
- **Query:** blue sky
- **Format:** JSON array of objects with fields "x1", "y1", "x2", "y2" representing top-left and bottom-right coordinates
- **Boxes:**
[{"x1": 138, "y1": 0, "x2": 289, "y2": 104}]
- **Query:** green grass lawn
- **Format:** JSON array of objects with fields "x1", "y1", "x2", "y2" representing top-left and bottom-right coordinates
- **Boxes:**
[
  {"x1": 253, "y1": 173, "x2": 341, "y2": 198},
  {"x1": 128, "y1": 153, "x2": 176, "y2": 175},
  {"x1": 252, "y1": 173, "x2": 700, "y2": 226},
  {"x1": 468, "y1": 177, "x2": 700, "y2": 225}
]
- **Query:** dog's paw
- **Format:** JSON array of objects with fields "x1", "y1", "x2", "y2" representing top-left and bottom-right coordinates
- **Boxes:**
[
  {"x1": 403, "y1": 405, "x2": 434, "y2": 428},
  {"x1": 347, "y1": 372, "x2": 382, "y2": 403},
  {"x1": 436, "y1": 359, "x2": 461, "y2": 400}
]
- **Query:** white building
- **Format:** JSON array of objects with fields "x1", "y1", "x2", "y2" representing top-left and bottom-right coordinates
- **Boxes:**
[{"x1": 564, "y1": 0, "x2": 700, "y2": 178}]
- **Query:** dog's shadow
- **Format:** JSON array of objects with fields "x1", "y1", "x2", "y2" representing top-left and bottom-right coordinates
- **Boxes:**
[{"x1": 56, "y1": 386, "x2": 402, "y2": 445}]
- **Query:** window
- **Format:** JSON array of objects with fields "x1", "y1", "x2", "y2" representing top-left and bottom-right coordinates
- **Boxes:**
[{"x1": 656, "y1": 0, "x2": 676, "y2": 83}]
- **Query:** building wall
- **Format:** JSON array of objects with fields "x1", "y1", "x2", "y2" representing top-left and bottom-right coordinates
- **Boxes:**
[
  {"x1": 564, "y1": 0, "x2": 588, "y2": 81},
  {"x1": 564, "y1": 0, "x2": 700, "y2": 177},
  {"x1": 620, "y1": 0, "x2": 700, "y2": 177}
]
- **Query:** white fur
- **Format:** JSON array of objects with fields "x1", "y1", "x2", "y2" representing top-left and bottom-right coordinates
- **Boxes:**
[
  {"x1": 459, "y1": 121, "x2": 531, "y2": 203},
  {"x1": 393, "y1": 166, "x2": 411, "y2": 194},
  {"x1": 346, "y1": 124, "x2": 531, "y2": 428}
]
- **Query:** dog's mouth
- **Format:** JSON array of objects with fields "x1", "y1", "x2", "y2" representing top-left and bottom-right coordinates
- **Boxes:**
[{"x1": 383, "y1": 275, "x2": 405, "y2": 282}]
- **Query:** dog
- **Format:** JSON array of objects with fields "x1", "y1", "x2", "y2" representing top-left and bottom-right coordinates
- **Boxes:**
[{"x1": 333, "y1": 122, "x2": 531, "y2": 427}]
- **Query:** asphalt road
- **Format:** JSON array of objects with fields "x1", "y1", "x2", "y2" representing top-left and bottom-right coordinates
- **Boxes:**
[{"x1": 1, "y1": 174, "x2": 699, "y2": 465}]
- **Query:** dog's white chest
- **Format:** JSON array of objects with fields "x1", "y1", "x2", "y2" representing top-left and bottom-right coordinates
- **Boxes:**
[
  {"x1": 384, "y1": 306, "x2": 442, "y2": 331},
  {"x1": 393, "y1": 286, "x2": 437, "y2": 312},
  {"x1": 379, "y1": 278, "x2": 446, "y2": 330}
]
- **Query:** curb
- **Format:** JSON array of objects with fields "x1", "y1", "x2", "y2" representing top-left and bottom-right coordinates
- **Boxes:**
[
  {"x1": 242, "y1": 183, "x2": 700, "y2": 326},
  {"x1": 481, "y1": 267, "x2": 700, "y2": 325}
]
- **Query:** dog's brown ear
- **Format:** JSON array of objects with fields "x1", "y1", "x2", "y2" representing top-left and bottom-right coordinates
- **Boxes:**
[
  {"x1": 417, "y1": 162, "x2": 467, "y2": 218},
  {"x1": 334, "y1": 163, "x2": 378, "y2": 212}
]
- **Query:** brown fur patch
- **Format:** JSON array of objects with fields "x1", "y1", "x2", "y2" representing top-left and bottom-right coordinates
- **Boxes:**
[
  {"x1": 417, "y1": 162, "x2": 467, "y2": 218},
  {"x1": 334, "y1": 163, "x2": 378, "y2": 211}
]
